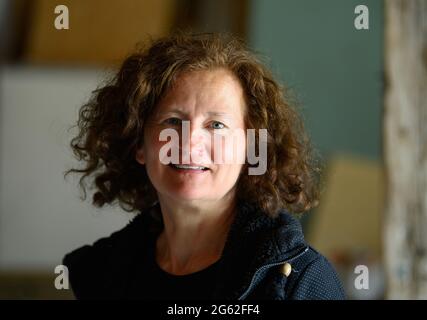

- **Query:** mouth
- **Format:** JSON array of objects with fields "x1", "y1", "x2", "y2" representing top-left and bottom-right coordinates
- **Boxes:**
[{"x1": 168, "y1": 163, "x2": 210, "y2": 172}]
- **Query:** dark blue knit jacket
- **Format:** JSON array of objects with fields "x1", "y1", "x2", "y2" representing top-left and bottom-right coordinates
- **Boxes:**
[{"x1": 63, "y1": 201, "x2": 346, "y2": 300}]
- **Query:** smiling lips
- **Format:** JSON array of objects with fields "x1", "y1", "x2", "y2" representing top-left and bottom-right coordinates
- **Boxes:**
[{"x1": 168, "y1": 163, "x2": 210, "y2": 172}]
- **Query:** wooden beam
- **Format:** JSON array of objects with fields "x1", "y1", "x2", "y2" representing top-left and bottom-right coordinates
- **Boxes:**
[{"x1": 384, "y1": 0, "x2": 427, "y2": 299}]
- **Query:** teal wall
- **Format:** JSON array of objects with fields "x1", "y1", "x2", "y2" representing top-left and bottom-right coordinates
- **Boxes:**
[{"x1": 248, "y1": 0, "x2": 383, "y2": 160}]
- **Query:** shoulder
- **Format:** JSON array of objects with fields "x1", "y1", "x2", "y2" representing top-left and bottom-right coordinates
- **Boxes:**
[
  {"x1": 286, "y1": 246, "x2": 346, "y2": 300},
  {"x1": 62, "y1": 213, "x2": 146, "y2": 299},
  {"x1": 63, "y1": 213, "x2": 144, "y2": 265},
  {"x1": 269, "y1": 209, "x2": 346, "y2": 299}
]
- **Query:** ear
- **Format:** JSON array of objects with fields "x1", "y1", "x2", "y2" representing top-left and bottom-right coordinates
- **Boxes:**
[{"x1": 135, "y1": 148, "x2": 145, "y2": 165}]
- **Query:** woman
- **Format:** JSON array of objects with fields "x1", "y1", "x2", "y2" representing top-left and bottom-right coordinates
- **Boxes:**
[{"x1": 63, "y1": 32, "x2": 345, "y2": 300}]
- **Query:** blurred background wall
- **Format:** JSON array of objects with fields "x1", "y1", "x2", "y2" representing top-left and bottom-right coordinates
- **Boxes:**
[
  {"x1": 249, "y1": 0, "x2": 383, "y2": 160},
  {"x1": 0, "y1": 0, "x2": 384, "y2": 299}
]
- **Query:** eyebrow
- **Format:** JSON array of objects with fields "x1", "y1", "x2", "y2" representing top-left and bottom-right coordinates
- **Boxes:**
[
  {"x1": 205, "y1": 111, "x2": 232, "y2": 117},
  {"x1": 159, "y1": 109, "x2": 233, "y2": 117}
]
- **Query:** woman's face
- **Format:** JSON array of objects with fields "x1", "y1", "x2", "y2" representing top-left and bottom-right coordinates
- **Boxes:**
[{"x1": 136, "y1": 68, "x2": 247, "y2": 203}]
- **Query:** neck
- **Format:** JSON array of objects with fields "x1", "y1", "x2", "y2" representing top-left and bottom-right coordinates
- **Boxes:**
[{"x1": 155, "y1": 193, "x2": 237, "y2": 275}]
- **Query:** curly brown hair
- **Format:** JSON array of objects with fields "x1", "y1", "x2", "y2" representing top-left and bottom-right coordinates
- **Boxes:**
[{"x1": 64, "y1": 32, "x2": 321, "y2": 217}]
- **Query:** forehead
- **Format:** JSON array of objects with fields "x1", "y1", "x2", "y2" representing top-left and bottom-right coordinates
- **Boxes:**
[{"x1": 155, "y1": 69, "x2": 246, "y2": 114}]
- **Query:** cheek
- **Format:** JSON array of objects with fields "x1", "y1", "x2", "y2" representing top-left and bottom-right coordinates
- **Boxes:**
[
  {"x1": 214, "y1": 132, "x2": 246, "y2": 165},
  {"x1": 144, "y1": 132, "x2": 166, "y2": 161}
]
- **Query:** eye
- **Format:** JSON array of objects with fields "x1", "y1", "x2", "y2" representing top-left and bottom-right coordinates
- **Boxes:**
[
  {"x1": 163, "y1": 117, "x2": 182, "y2": 126},
  {"x1": 210, "y1": 121, "x2": 226, "y2": 129}
]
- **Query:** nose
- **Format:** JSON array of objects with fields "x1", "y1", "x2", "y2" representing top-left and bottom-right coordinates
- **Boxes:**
[{"x1": 180, "y1": 121, "x2": 211, "y2": 163}]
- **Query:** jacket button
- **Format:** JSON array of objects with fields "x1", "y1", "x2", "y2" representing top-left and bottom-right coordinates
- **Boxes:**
[{"x1": 280, "y1": 262, "x2": 292, "y2": 277}]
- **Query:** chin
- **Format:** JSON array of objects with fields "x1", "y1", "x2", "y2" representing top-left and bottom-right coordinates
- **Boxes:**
[
  {"x1": 169, "y1": 190, "x2": 208, "y2": 201},
  {"x1": 163, "y1": 185, "x2": 217, "y2": 200}
]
